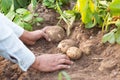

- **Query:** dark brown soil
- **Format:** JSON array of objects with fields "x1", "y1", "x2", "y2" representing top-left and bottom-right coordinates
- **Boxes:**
[{"x1": 0, "y1": 4, "x2": 120, "y2": 80}]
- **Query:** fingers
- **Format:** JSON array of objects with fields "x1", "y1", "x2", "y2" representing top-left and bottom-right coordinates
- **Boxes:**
[
  {"x1": 55, "y1": 54, "x2": 69, "y2": 60},
  {"x1": 41, "y1": 31, "x2": 51, "y2": 41},
  {"x1": 40, "y1": 26, "x2": 53, "y2": 41},
  {"x1": 53, "y1": 54, "x2": 73, "y2": 64},
  {"x1": 60, "y1": 54, "x2": 70, "y2": 60},
  {"x1": 32, "y1": 53, "x2": 74, "y2": 72},
  {"x1": 58, "y1": 59, "x2": 73, "y2": 65},
  {"x1": 53, "y1": 65, "x2": 71, "y2": 71}
]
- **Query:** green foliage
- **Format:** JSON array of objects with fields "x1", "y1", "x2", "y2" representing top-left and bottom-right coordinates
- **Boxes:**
[
  {"x1": 14, "y1": 8, "x2": 33, "y2": 31},
  {"x1": 74, "y1": 0, "x2": 109, "y2": 28},
  {"x1": 0, "y1": 0, "x2": 30, "y2": 14},
  {"x1": 109, "y1": 0, "x2": 120, "y2": 16},
  {"x1": 31, "y1": 0, "x2": 37, "y2": 10},
  {"x1": 16, "y1": 0, "x2": 30, "y2": 7},
  {"x1": 71, "y1": 0, "x2": 120, "y2": 44},
  {"x1": 0, "y1": 0, "x2": 43, "y2": 31},
  {"x1": 102, "y1": 19, "x2": 120, "y2": 44},
  {"x1": 42, "y1": 0, "x2": 56, "y2": 8},
  {"x1": 56, "y1": 1, "x2": 76, "y2": 36},
  {"x1": 58, "y1": 71, "x2": 71, "y2": 80},
  {"x1": 115, "y1": 19, "x2": 120, "y2": 28},
  {"x1": 74, "y1": 0, "x2": 95, "y2": 28},
  {"x1": 102, "y1": 29, "x2": 116, "y2": 44},
  {"x1": 42, "y1": 0, "x2": 70, "y2": 9},
  {"x1": 102, "y1": 0, "x2": 120, "y2": 44},
  {"x1": 43, "y1": 0, "x2": 73, "y2": 36},
  {"x1": 0, "y1": 0, "x2": 12, "y2": 14}
]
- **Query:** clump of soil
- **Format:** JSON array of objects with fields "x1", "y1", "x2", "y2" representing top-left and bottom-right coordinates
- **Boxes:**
[{"x1": 1, "y1": 3, "x2": 120, "y2": 80}]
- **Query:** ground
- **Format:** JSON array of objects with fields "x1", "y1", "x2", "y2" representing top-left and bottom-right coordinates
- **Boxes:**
[{"x1": 0, "y1": 4, "x2": 120, "y2": 80}]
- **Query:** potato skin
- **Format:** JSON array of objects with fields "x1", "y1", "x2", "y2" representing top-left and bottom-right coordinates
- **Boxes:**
[
  {"x1": 57, "y1": 39, "x2": 76, "y2": 53},
  {"x1": 66, "y1": 47, "x2": 82, "y2": 60},
  {"x1": 79, "y1": 40, "x2": 93, "y2": 55},
  {"x1": 45, "y1": 26, "x2": 65, "y2": 42}
]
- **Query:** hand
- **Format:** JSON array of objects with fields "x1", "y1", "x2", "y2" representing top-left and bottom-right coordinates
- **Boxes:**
[
  {"x1": 31, "y1": 54, "x2": 73, "y2": 72},
  {"x1": 40, "y1": 26, "x2": 52, "y2": 41}
]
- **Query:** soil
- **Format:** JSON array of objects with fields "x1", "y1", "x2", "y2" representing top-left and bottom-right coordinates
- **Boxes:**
[{"x1": 0, "y1": 4, "x2": 120, "y2": 80}]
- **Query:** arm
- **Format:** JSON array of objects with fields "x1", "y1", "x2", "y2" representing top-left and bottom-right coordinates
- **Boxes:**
[
  {"x1": 0, "y1": 13, "x2": 24, "y2": 37},
  {"x1": 0, "y1": 22, "x2": 35, "y2": 71}
]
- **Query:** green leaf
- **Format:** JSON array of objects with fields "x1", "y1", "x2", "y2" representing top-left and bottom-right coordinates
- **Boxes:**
[
  {"x1": 34, "y1": 17, "x2": 44, "y2": 22},
  {"x1": 42, "y1": 0, "x2": 56, "y2": 8},
  {"x1": 6, "y1": 11, "x2": 16, "y2": 20},
  {"x1": 22, "y1": 13, "x2": 33, "y2": 22},
  {"x1": 74, "y1": 0, "x2": 98, "y2": 29},
  {"x1": 58, "y1": 71, "x2": 62, "y2": 80},
  {"x1": 13, "y1": 15, "x2": 21, "y2": 23},
  {"x1": 56, "y1": 1, "x2": 76, "y2": 36},
  {"x1": 63, "y1": 10, "x2": 76, "y2": 26},
  {"x1": 63, "y1": 10, "x2": 76, "y2": 35},
  {"x1": 58, "y1": 71, "x2": 71, "y2": 80},
  {"x1": 0, "y1": 0, "x2": 12, "y2": 14},
  {"x1": 109, "y1": 0, "x2": 120, "y2": 16},
  {"x1": 31, "y1": 0, "x2": 37, "y2": 10},
  {"x1": 33, "y1": 13, "x2": 39, "y2": 16},
  {"x1": 16, "y1": 8, "x2": 28, "y2": 14},
  {"x1": 115, "y1": 29, "x2": 120, "y2": 44},
  {"x1": 102, "y1": 30, "x2": 116, "y2": 44},
  {"x1": 89, "y1": 0, "x2": 95, "y2": 13},
  {"x1": 16, "y1": 21, "x2": 25, "y2": 28},
  {"x1": 115, "y1": 19, "x2": 120, "y2": 28},
  {"x1": 85, "y1": 21, "x2": 95, "y2": 28},
  {"x1": 17, "y1": 0, "x2": 30, "y2": 7},
  {"x1": 6, "y1": 0, "x2": 15, "y2": 20},
  {"x1": 13, "y1": 0, "x2": 21, "y2": 9},
  {"x1": 23, "y1": 22, "x2": 32, "y2": 31}
]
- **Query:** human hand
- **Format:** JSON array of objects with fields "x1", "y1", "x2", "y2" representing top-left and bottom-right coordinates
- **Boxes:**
[
  {"x1": 31, "y1": 54, "x2": 73, "y2": 72},
  {"x1": 40, "y1": 26, "x2": 52, "y2": 41}
]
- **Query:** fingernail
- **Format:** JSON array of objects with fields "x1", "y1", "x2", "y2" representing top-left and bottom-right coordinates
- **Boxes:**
[
  {"x1": 48, "y1": 38, "x2": 51, "y2": 41},
  {"x1": 71, "y1": 61, "x2": 74, "y2": 64},
  {"x1": 68, "y1": 66, "x2": 71, "y2": 68}
]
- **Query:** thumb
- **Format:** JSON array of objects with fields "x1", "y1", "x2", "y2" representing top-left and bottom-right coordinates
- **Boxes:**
[{"x1": 42, "y1": 32, "x2": 51, "y2": 41}]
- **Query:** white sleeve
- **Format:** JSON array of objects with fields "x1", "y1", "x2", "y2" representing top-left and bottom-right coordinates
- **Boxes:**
[
  {"x1": 0, "y1": 20, "x2": 35, "y2": 71},
  {"x1": 0, "y1": 13, "x2": 24, "y2": 37}
]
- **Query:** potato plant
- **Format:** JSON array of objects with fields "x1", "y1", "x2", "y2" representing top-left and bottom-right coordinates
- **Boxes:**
[{"x1": 55, "y1": 0, "x2": 120, "y2": 45}]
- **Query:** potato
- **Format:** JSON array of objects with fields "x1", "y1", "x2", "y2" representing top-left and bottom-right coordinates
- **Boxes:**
[
  {"x1": 45, "y1": 26, "x2": 65, "y2": 42},
  {"x1": 57, "y1": 39, "x2": 76, "y2": 53},
  {"x1": 66, "y1": 47, "x2": 82, "y2": 60},
  {"x1": 79, "y1": 40, "x2": 93, "y2": 55}
]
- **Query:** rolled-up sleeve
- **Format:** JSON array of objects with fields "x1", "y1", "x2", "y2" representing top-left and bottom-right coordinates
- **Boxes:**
[{"x1": 0, "y1": 17, "x2": 35, "y2": 71}]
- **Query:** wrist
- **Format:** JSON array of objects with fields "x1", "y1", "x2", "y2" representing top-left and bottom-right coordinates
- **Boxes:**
[{"x1": 31, "y1": 57, "x2": 40, "y2": 70}]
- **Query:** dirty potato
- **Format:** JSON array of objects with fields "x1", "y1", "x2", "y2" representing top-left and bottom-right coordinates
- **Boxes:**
[
  {"x1": 66, "y1": 47, "x2": 82, "y2": 60},
  {"x1": 45, "y1": 26, "x2": 65, "y2": 42},
  {"x1": 79, "y1": 40, "x2": 93, "y2": 55},
  {"x1": 57, "y1": 39, "x2": 76, "y2": 53}
]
